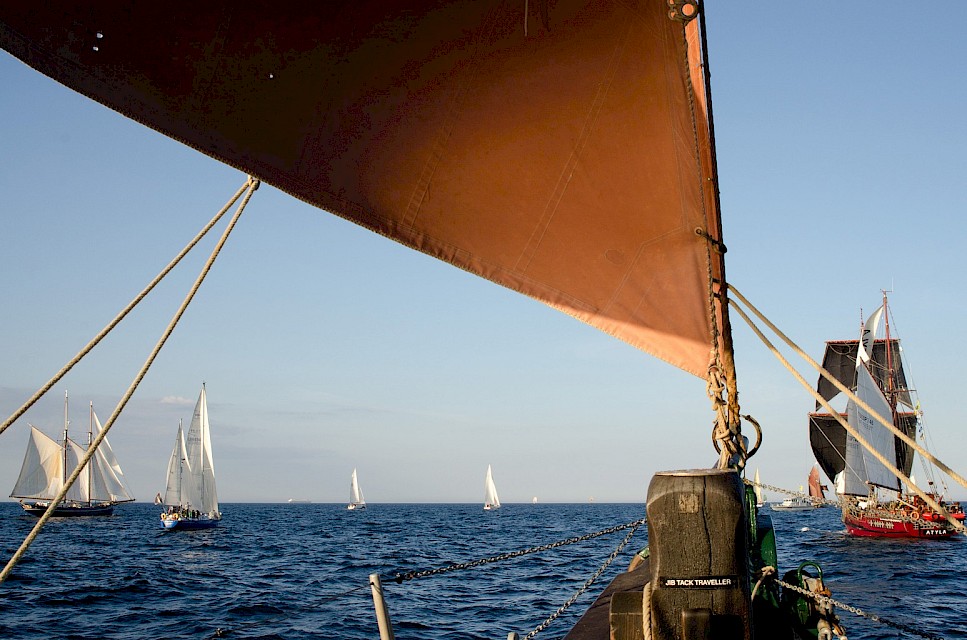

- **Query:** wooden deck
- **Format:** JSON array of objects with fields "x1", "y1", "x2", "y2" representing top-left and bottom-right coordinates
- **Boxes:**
[{"x1": 563, "y1": 561, "x2": 649, "y2": 640}]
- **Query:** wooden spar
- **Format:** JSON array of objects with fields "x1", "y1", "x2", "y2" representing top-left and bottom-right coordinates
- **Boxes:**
[{"x1": 369, "y1": 573, "x2": 395, "y2": 640}]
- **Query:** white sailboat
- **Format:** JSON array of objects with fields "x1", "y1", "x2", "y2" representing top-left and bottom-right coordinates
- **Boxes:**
[
  {"x1": 753, "y1": 468, "x2": 765, "y2": 508},
  {"x1": 483, "y1": 464, "x2": 500, "y2": 511},
  {"x1": 347, "y1": 468, "x2": 366, "y2": 510},
  {"x1": 10, "y1": 393, "x2": 134, "y2": 517},
  {"x1": 159, "y1": 384, "x2": 221, "y2": 530}
]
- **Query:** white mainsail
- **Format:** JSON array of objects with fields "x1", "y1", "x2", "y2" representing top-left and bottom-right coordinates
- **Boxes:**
[
  {"x1": 483, "y1": 464, "x2": 500, "y2": 510},
  {"x1": 10, "y1": 426, "x2": 66, "y2": 500},
  {"x1": 349, "y1": 468, "x2": 366, "y2": 508},
  {"x1": 753, "y1": 468, "x2": 765, "y2": 506},
  {"x1": 184, "y1": 385, "x2": 219, "y2": 515},
  {"x1": 163, "y1": 420, "x2": 198, "y2": 507},
  {"x1": 840, "y1": 363, "x2": 900, "y2": 495},
  {"x1": 89, "y1": 409, "x2": 135, "y2": 503}
]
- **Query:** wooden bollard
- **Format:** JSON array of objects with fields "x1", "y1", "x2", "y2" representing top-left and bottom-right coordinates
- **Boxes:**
[{"x1": 646, "y1": 469, "x2": 751, "y2": 640}]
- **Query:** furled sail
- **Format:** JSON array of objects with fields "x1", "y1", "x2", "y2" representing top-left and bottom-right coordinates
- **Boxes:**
[{"x1": 0, "y1": 1, "x2": 729, "y2": 379}]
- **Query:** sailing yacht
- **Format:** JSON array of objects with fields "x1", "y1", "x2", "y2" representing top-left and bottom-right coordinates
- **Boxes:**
[
  {"x1": 753, "y1": 468, "x2": 765, "y2": 507},
  {"x1": 483, "y1": 465, "x2": 500, "y2": 511},
  {"x1": 809, "y1": 293, "x2": 965, "y2": 537},
  {"x1": 10, "y1": 393, "x2": 134, "y2": 517},
  {"x1": 347, "y1": 468, "x2": 366, "y2": 510},
  {"x1": 159, "y1": 384, "x2": 221, "y2": 530}
]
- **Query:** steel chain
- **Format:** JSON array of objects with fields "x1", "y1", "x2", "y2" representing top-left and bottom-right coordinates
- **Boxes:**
[
  {"x1": 775, "y1": 577, "x2": 944, "y2": 640},
  {"x1": 522, "y1": 520, "x2": 643, "y2": 639},
  {"x1": 745, "y1": 478, "x2": 839, "y2": 506},
  {"x1": 391, "y1": 518, "x2": 647, "y2": 584}
]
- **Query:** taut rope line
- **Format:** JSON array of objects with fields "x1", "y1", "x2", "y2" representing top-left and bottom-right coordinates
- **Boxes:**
[
  {"x1": 0, "y1": 177, "x2": 259, "y2": 585},
  {"x1": 0, "y1": 177, "x2": 254, "y2": 437},
  {"x1": 727, "y1": 288, "x2": 965, "y2": 534},
  {"x1": 728, "y1": 284, "x2": 967, "y2": 493}
]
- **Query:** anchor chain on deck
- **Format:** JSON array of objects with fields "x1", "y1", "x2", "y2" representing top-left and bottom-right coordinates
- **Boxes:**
[
  {"x1": 388, "y1": 518, "x2": 646, "y2": 639},
  {"x1": 774, "y1": 575, "x2": 944, "y2": 640},
  {"x1": 391, "y1": 518, "x2": 646, "y2": 584}
]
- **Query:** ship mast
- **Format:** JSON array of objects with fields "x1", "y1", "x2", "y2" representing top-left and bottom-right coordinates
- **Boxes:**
[
  {"x1": 88, "y1": 402, "x2": 94, "y2": 506},
  {"x1": 881, "y1": 290, "x2": 898, "y2": 416},
  {"x1": 62, "y1": 391, "x2": 69, "y2": 498}
]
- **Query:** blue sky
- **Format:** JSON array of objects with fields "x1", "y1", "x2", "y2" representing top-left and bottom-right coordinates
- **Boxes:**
[{"x1": 2, "y1": 4, "x2": 965, "y2": 503}]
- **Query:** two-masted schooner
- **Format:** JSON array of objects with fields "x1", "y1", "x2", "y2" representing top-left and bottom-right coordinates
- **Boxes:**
[
  {"x1": 10, "y1": 392, "x2": 134, "y2": 516},
  {"x1": 809, "y1": 293, "x2": 965, "y2": 537}
]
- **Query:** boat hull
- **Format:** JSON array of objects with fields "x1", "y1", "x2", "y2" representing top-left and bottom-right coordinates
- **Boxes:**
[
  {"x1": 160, "y1": 516, "x2": 220, "y2": 530},
  {"x1": 843, "y1": 512, "x2": 957, "y2": 539},
  {"x1": 20, "y1": 501, "x2": 114, "y2": 517}
]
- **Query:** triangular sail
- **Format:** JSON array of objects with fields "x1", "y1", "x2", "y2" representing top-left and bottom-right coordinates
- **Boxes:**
[
  {"x1": 64, "y1": 438, "x2": 90, "y2": 502},
  {"x1": 0, "y1": 2, "x2": 728, "y2": 379},
  {"x1": 840, "y1": 364, "x2": 900, "y2": 494},
  {"x1": 10, "y1": 426, "x2": 64, "y2": 500},
  {"x1": 88, "y1": 409, "x2": 135, "y2": 503},
  {"x1": 163, "y1": 422, "x2": 196, "y2": 507},
  {"x1": 184, "y1": 385, "x2": 219, "y2": 515},
  {"x1": 349, "y1": 468, "x2": 365, "y2": 506},
  {"x1": 753, "y1": 468, "x2": 764, "y2": 505},
  {"x1": 484, "y1": 465, "x2": 500, "y2": 509},
  {"x1": 807, "y1": 465, "x2": 825, "y2": 500}
]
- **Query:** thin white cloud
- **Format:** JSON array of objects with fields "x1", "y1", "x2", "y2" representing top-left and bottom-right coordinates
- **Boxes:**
[{"x1": 160, "y1": 396, "x2": 193, "y2": 406}]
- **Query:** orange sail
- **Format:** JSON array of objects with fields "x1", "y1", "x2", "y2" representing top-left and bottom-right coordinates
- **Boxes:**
[
  {"x1": 0, "y1": 1, "x2": 729, "y2": 379},
  {"x1": 807, "y1": 465, "x2": 826, "y2": 501}
]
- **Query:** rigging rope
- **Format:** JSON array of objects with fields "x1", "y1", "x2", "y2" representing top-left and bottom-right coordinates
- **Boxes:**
[
  {"x1": 0, "y1": 177, "x2": 260, "y2": 585},
  {"x1": 0, "y1": 177, "x2": 254, "y2": 437},
  {"x1": 727, "y1": 285, "x2": 966, "y2": 535}
]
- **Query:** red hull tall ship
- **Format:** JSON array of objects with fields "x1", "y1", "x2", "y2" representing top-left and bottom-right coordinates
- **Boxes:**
[{"x1": 809, "y1": 293, "x2": 964, "y2": 538}]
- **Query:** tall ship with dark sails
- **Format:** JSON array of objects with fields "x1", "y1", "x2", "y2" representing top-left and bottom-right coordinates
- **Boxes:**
[{"x1": 809, "y1": 293, "x2": 965, "y2": 538}]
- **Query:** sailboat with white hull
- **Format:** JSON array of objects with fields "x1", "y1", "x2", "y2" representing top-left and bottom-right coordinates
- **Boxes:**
[
  {"x1": 483, "y1": 465, "x2": 500, "y2": 511},
  {"x1": 809, "y1": 293, "x2": 965, "y2": 538},
  {"x1": 159, "y1": 384, "x2": 221, "y2": 530},
  {"x1": 347, "y1": 468, "x2": 366, "y2": 510},
  {"x1": 10, "y1": 392, "x2": 134, "y2": 517}
]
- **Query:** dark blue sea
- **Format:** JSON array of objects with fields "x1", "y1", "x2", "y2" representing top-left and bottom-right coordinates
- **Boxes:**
[{"x1": 0, "y1": 502, "x2": 962, "y2": 639}]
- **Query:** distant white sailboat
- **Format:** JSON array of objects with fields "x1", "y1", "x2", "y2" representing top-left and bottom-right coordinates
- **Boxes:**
[
  {"x1": 10, "y1": 393, "x2": 134, "y2": 517},
  {"x1": 347, "y1": 468, "x2": 366, "y2": 510},
  {"x1": 159, "y1": 384, "x2": 221, "y2": 530},
  {"x1": 483, "y1": 464, "x2": 500, "y2": 511},
  {"x1": 754, "y1": 468, "x2": 765, "y2": 507}
]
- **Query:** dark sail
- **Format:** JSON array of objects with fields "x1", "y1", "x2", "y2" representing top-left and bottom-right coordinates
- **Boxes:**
[
  {"x1": 815, "y1": 339, "x2": 911, "y2": 408},
  {"x1": 810, "y1": 334, "x2": 919, "y2": 489}
]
